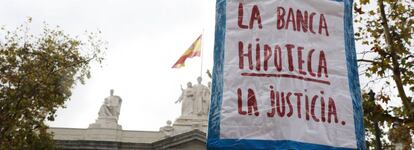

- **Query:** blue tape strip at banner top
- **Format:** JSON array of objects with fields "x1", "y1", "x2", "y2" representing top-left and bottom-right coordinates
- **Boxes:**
[{"x1": 207, "y1": 0, "x2": 365, "y2": 149}]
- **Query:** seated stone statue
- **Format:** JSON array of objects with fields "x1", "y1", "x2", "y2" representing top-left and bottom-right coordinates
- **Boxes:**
[
  {"x1": 89, "y1": 89, "x2": 123, "y2": 129},
  {"x1": 98, "y1": 89, "x2": 122, "y2": 121}
]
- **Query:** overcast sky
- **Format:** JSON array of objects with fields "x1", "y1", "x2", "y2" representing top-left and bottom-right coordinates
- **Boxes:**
[
  {"x1": 1, "y1": 0, "x2": 216, "y2": 131},
  {"x1": 2, "y1": 0, "x2": 402, "y2": 132}
]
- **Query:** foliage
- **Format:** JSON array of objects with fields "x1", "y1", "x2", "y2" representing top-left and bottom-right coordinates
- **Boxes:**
[
  {"x1": 354, "y1": 0, "x2": 413, "y2": 149},
  {"x1": 0, "y1": 19, "x2": 105, "y2": 149}
]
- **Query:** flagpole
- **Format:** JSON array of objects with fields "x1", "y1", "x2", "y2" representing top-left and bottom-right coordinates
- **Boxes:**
[{"x1": 200, "y1": 30, "x2": 204, "y2": 78}]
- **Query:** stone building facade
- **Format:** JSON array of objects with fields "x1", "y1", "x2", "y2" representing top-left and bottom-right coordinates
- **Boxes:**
[
  {"x1": 50, "y1": 78, "x2": 210, "y2": 150},
  {"x1": 50, "y1": 128, "x2": 206, "y2": 150}
]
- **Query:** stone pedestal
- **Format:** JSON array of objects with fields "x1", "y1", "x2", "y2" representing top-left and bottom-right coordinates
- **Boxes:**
[
  {"x1": 85, "y1": 128, "x2": 123, "y2": 141},
  {"x1": 172, "y1": 115, "x2": 208, "y2": 134},
  {"x1": 89, "y1": 116, "x2": 122, "y2": 130}
]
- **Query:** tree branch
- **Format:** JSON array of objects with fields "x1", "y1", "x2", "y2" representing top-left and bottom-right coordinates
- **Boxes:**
[
  {"x1": 404, "y1": 55, "x2": 414, "y2": 60},
  {"x1": 357, "y1": 59, "x2": 376, "y2": 63},
  {"x1": 378, "y1": 0, "x2": 413, "y2": 117}
]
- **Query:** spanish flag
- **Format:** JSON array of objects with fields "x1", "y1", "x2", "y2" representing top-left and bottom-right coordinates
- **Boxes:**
[{"x1": 172, "y1": 35, "x2": 202, "y2": 68}]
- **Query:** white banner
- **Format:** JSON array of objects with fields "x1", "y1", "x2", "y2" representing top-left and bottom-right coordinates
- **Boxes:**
[{"x1": 208, "y1": 0, "x2": 364, "y2": 149}]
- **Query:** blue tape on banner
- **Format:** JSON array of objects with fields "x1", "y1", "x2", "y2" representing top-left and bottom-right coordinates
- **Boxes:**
[{"x1": 343, "y1": 0, "x2": 365, "y2": 149}]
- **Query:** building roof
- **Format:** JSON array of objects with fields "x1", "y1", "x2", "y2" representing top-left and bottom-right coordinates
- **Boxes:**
[{"x1": 51, "y1": 128, "x2": 206, "y2": 150}]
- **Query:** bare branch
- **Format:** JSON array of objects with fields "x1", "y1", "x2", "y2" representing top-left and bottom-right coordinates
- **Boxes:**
[{"x1": 357, "y1": 59, "x2": 376, "y2": 63}]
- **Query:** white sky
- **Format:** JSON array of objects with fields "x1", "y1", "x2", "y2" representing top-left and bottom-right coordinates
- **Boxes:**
[{"x1": 1, "y1": 0, "x2": 216, "y2": 131}]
